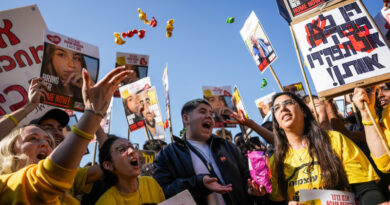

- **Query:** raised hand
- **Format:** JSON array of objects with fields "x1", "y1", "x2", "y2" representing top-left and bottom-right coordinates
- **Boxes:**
[
  {"x1": 82, "y1": 66, "x2": 129, "y2": 115},
  {"x1": 64, "y1": 71, "x2": 83, "y2": 88},
  {"x1": 28, "y1": 77, "x2": 49, "y2": 106},
  {"x1": 203, "y1": 175, "x2": 232, "y2": 194}
]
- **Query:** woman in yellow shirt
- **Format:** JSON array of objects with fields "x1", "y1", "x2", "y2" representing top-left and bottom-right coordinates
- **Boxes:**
[
  {"x1": 0, "y1": 66, "x2": 131, "y2": 204},
  {"x1": 96, "y1": 136, "x2": 165, "y2": 205},
  {"x1": 269, "y1": 92, "x2": 383, "y2": 204}
]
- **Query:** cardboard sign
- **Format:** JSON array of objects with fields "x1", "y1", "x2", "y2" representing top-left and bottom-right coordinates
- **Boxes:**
[
  {"x1": 158, "y1": 190, "x2": 196, "y2": 205},
  {"x1": 240, "y1": 11, "x2": 277, "y2": 73},
  {"x1": 100, "y1": 97, "x2": 113, "y2": 134},
  {"x1": 374, "y1": 6, "x2": 390, "y2": 43},
  {"x1": 140, "y1": 87, "x2": 165, "y2": 141},
  {"x1": 300, "y1": 189, "x2": 356, "y2": 205},
  {"x1": 202, "y1": 85, "x2": 236, "y2": 128},
  {"x1": 119, "y1": 77, "x2": 151, "y2": 132},
  {"x1": 114, "y1": 52, "x2": 149, "y2": 97},
  {"x1": 292, "y1": 0, "x2": 390, "y2": 98},
  {"x1": 283, "y1": 82, "x2": 306, "y2": 98},
  {"x1": 40, "y1": 30, "x2": 99, "y2": 111},
  {"x1": 0, "y1": 5, "x2": 51, "y2": 121}
]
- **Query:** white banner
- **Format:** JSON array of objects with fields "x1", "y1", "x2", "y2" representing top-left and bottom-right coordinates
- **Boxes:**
[
  {"x1": 293, "y1": 1, "x2": 390, "y2": 97},
  {"x1": 300, "y1": 189, "x2": 356, "y2": 205}
]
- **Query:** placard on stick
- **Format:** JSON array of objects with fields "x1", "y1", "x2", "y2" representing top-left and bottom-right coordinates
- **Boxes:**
[
  {"x1": 283, "y1": 82, "x2": 306, "y2": 98},
  {"x1": 292, "y1": 0, "x2": 390, "y2": 99},
  {"x1": 41, "y1": 30, "x2": 99, "y2": 111},
  {"x1": 240, "y1": 11, "x2": 277, "y2": 73},
  {"x1": 0, "y1": 5, "x2": 57, "y2": 125},
  {"x1": 114, "y1": 52, "x2": 149, "y2": 97}
]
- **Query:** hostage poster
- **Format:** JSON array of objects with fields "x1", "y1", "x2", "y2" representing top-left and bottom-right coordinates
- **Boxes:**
[
  {"x1": 40, "y1": 30, "x2": 99, "y2": 111},
  {"x1": 240, "y1": 11, "x2": 277, "y2": 73},
  {"x1": 292, "y1": 0, "x2": 390, "y2": 98},
  {"x1": 119, "y1": 77, "x2": 151, "y2": 132},
  {"x1": 300, "y1": 189, "x2": 356, "y2": 205},
  {"x1": 114, "y1": 52, "x2": 149, "y2": 97},
  {"x1": 202, "y1": 85, "x2": 235, "y2": 128}
]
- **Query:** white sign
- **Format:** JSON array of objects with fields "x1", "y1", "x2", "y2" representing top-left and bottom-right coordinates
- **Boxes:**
[
  {"x1": 158, "y1": 190, "x2": 196, "y2": 205},
  {"x1": 300, "y1": 189, "x2": 356, "y2": 205},
  {"x1": 374, "y1": 7, "x2": 390, "y2": 43},
  {"x1": 0, "y1": 5, "x2": 47, "y2": 118},
  {"x1": 293, "y1": 1, "x2": 390, "y2": 97}
]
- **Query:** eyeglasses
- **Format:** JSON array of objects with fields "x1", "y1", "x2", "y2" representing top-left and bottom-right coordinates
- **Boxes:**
[
  {"x1": 272, "y1": 98, "x2": 296, "y2": 113},
  {"x1": 113, "y1": 144, "x2": 138, "y2": 155}
]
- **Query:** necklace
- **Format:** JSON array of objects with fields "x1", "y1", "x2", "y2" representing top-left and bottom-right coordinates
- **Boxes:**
[
  {"x1": 189, "y1": 141, "x2": 213, "y2": 172},
  {"x1": 294, "y1": 149, "x2": 308, "y2": 162}
]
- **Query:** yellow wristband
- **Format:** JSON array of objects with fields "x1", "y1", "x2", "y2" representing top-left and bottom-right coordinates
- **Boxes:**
[
  {"x1": 71, "y1": 125, "x2": 94, "y2": 140},
  {"x1": 362, "y1": 120, "x2": 374, "y2": 126},
  {"x1": 4, "y1": 114, "x2": 18, "y2": 126}
]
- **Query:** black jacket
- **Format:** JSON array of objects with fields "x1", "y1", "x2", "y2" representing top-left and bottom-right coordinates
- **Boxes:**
[{"x1": 153, "y1": 135, "x2": 263, "y2": 205}]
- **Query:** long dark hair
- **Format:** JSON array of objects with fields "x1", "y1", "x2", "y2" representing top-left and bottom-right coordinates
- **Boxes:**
[
  {"x1": 271, "y1": 92, "x2": 349, "y2": 200},
  {"x1": 99, "y1": 136, "x2": 121, "y2": 188}
]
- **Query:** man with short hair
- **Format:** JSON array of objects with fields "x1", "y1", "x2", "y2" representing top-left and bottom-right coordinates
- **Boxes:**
[
  {"x1": 30, "y1": 108, "x2": 69, "y2": 147},
  {"x1": 153, "y1": 99, "x2": 265, "y2": 205}
]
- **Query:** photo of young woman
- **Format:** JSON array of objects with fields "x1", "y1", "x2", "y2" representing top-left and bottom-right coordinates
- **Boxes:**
[{"x1": 41, "y1": 43, "x2": 85, "y2": 99}]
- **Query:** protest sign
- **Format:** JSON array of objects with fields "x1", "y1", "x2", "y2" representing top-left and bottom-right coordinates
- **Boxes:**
[
  {"x1": 0, "y1": 5, "x2": 54, "y2": 123},
  {"x1": 100, "y1": 97, "x2": 113, "y2": 134},
  {"x1": 277, "y1": 0, "x2": 337, "y2": 23},
  {"x1": 292, "y1": 0, "x2": 390, "y2": 98},
  {"x1": 240, "y1": 11, "x2": 277, "y2": 73},
  {"x1": 119, "y1": 77, "x2": 151, "y2": 132},
  {"x1": 41, "y1": 30, "x2": 99, "y2": 111},
  {"x1": 162, "y1": 64, "x2": 173, "y2": 140},
  {"x1": 283, "y1": 82, "x2": 306, "y2": 98},
  {"x1": 232, "y1": 86, "x2": 251, "y2": 134},
  {"x1": 255, "y1": 92, "x2": 276, "y2": 124},
  {"x1": 138, "y1": 150, "x2": 156, "y2": 165},
  {"x1": 202, "y1": 85, "x2": 236, "y2": 128},
  {"x1": 114, "y1": 52, "x2": 149, "y2": 97},
  {"x1": 374, "y1": 6, "x2": 390, "y2": 43},
  {"x1": 139, "y1": 87, "x2": 165, "y2": 141},
  {"x1": 158, "y1": 190, "x2": 196, "y2": 205},
  {"x1": 300, "y1": 189, "x2": 356, "y2": 205}
]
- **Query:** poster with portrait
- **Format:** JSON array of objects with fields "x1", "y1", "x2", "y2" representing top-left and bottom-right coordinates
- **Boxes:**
[
  {"x1": 119, "y1": 77, "x2": 151, "y2": 132},
  {"x1": 40, "y1": 30, "x2": 99, "y2": 111},
  {"x1": 292, "y1": 0, "x2": 390, "y2": 98},
  {"x1": 202, "y1": 86, "x2": 235, "y2": 128},
  {"x1": 114, "y1": 52, "x2": 149, "y2": 97},
  {"x1": 240, "y1": 11, "x2": 277, "y2": 73},
  {"x1": 255, "y1": 92, "x2": 276, "y2": 121},
  {"x1": 283, "y1": 82, "x2": 306, "y2": 98},
  {"x1": 300, "y1": 189, "x2": 356, "y2": 205},
  {"x1": 0, "y1": 5, "x2": 57, "y2": 125},
  {"x1": 374, "y1": 6, "x2": 390, "y2": 44},
  {"x1": 138, "y1": 87, "x2": 165, "y2": 141},
  {"x1": 232, "y1": 86, "x2": 251, "y2": 134}
]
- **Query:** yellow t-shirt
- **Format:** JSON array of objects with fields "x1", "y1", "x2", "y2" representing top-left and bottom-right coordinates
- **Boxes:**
[
  {"x1": 69, "y1": 166, "x2": 93, "y2": 196},
  {"x1": 270, "y1": 131, "x2": 380, "y2": 202},
  {"x1": 96, "y1": 176, "x2": 165, "y2": 205},
  {"x1": 372, "y1": 106, "x2": 390, "y2": 173},
  {"x1": 0, "y1": 158, "x2": 78, "y2": 204}
]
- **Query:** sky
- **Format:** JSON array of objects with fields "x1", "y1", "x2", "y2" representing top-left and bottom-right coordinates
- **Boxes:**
[{"x1": 0, "y1": 0, "x2": 383, "y2": 166}]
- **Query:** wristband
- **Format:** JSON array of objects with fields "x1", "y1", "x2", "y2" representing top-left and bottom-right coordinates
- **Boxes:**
[
  {"x1": 362, "y1": 120, "x2": 374, "y2": 126},
  {"x1": 71, "y1": 125, "x2": 94, "y2": 140},
  {"x1": 85, "y1": 108, "x2": 105, "y2": 118},
  {"x1": 4, "y1": 114, "x2": 18, "y2": 126}
]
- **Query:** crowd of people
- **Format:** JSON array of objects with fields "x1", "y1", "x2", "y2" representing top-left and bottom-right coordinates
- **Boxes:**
[{"x1": 0, "y1": 63, "x2": 389, "y2": 204}]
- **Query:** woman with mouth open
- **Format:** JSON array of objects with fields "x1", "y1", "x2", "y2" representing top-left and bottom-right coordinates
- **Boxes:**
[
  {"x1": 96, "y1": 136, "x2": 165, "y2": 204},
  {"x1": 0, "y1": 66, "x2": 131, "y2": 204},
  {"x1": 268, "y1": 92, "x2": 384, "y2": 204}
]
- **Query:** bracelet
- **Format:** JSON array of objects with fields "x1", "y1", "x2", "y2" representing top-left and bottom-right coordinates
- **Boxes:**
[
  {"x1": 362, "y1": 120, "x2": 374, "y2": 126},
  {"x1": 85, "y1": 108, "x2": 105, "y2": 118},
  {"x1": 71, "y1": 125, "x2": 94, "y2": 140},
  {"x1": 4, "y1": 114, "x2": 18, "y2": 126}
]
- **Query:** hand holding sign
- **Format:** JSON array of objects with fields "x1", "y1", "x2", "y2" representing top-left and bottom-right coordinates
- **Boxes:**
[{"x1": 28, "y1": 78, "x2": 49, "y2": 106}]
